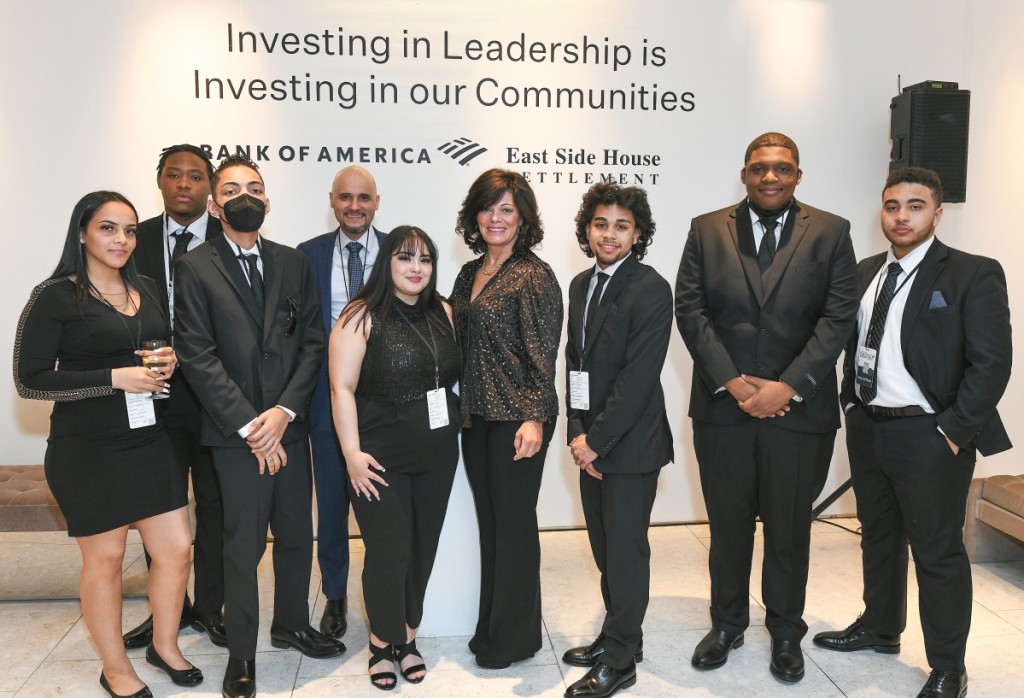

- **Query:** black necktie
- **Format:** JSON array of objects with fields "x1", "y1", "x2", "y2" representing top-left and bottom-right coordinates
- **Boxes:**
[
  {"x1": 584, "y1": 272, "x2": 609, "y2": 350},
  {"x1": 240, "y1": 253, "x2": 264, "y2": 313},
  {"x1": 860, "y1": 262, "x2": 903, "y2": 404},
  {"x1": 170, "y1": 229, "x2": 193, "y2": 280},
  {"x1": 346, "y1": 241, "x2": 364, "y2": 299},
  {"x1": 757, "y1": 216, "x2": 779, "y2": 289}
]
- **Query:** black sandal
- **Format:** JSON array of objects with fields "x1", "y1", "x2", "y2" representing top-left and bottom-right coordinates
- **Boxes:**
[
  {"x1": 368, "y1": 642, "x2": 397, "y2": 691},
  {"x1": 395, "y1": 639, "x2": 426, "y2": 683}
]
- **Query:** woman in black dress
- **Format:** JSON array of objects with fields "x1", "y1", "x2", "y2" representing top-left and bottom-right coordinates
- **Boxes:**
[
  {"x1": 330, "y1": 226, "x2": 461, "y2": 690},
  {"x1": 450, "y1": 169, "x2": 563, "y2": 669},
  {"x1": 15, "y1": 192, "x2": 201, "y2": 697}
]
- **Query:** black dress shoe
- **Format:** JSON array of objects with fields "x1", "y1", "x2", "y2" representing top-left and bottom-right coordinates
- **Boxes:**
[
  {"x1": 917, "y1": 668, "x2": 967, "y2": 698},
  {"x1": 812, "y1": 619, "x2": 901, "y2": 654},
  {"x1": 192, "y1": 610, "x2": 229, "y2": 647},
  {"x1": 145, "y1": 644, "x2": 203, "y2": 687},
  {"x1": 564, "y1": 661, "x2": 637, "y2": 698},
  {"x1": 99, "y1": 671, "x2": 153, "y2": 698},
  {"x1": 269, "y1": 622, "x2": 346, "y2": 658},
  {"x1": 222, "y1": 658, "x2": 255, "y2": 698},
  {"x1": 769, "y1": 639, "x2": 804, "y2": 683},
  {"x1": 320, "y1": 597, "x2": 348, "y2": 639},
  {"x1": 562, "y1": 633, "x2": 644, "y2": 667},
  {"x1": 691, "y1": 629, "x2": 744, "y2": 670},
  {"x1": 122, "y1": 596, "x2": 195, "y2": 649}
]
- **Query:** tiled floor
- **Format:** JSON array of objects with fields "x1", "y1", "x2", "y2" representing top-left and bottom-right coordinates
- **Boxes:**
[{"x1": 2, "y1": 520, "x2": 1023, "y2": 697}]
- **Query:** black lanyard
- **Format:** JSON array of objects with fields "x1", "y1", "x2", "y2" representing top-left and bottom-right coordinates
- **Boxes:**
[{"x1": 395, "y1": 302, "x2": 440, "y2": 390}]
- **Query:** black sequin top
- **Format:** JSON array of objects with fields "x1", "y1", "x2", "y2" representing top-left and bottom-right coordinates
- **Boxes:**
[
  {"x1": 450, "y1": 250, "x2": 563, "y2": 426},
  {"x1": 356, "y1": 299, "x2": 461, "y2": 405}
]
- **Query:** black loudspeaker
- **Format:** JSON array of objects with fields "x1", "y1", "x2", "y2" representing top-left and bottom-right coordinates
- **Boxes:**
[{"x1": 889, "y1": 80, "x2": 970, "y2": 202}]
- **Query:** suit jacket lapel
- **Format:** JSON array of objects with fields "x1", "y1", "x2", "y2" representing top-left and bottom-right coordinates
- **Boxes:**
[
  {"x1": 567, "y1": 272, "x2": 587, "y2": 363},
  {"x1": 730, "y1": 203, "x2": 765, "y2": 305},
  {"x1": 582, "y1": 255, "x2": 638, "y2": 362},
  {"x1": 761, "y1": 203, "x2": 807, "y2": 302},
  {"x1": 261, "y1": 242, "x2": 283, "y2": 339},
  {"x1": 901, "y1": 238, "x2": 947, "y2": 348},
  {"x1": 317, "y1": 233, "x2": 336, "y2": 333},
  {"x1": 210, "y1": 234, "x2": 264, "y2": 329}
]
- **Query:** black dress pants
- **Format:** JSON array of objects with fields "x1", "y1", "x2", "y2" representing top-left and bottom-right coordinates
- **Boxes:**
[
  {"x1": 463, "y1": 416, "x2": 555, "y2": 664},
  {"x1": 694, "y1": 419, "x2": 833, "y2": 641},
  {"x1": 847, "y1": 407, "x2": 975, "y2": 671}
]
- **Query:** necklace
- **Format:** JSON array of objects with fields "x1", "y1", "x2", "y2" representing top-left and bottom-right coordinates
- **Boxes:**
[{"x1": 481, "y1": 256, "x2": 508, "y2": 276}]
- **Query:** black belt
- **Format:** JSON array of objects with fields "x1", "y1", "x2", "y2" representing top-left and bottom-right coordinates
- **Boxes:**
[{"x1": 862, "y1": 404, "x2": 930, "y2": 418}]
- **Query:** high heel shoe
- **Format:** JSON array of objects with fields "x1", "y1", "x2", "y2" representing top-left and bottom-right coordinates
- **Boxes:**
[
  {"x1": 145, "y1": 643, "x2": 204, "y2": 686},
  {"x1": 368, "y1": 641, "x2": 397, "y2": 691},
  {"x1": 99, "y1": 671, "x2": 153, "y2": 698},
  {"x1": 395, "y1": 639, "x2": 426, "y2": 683}
]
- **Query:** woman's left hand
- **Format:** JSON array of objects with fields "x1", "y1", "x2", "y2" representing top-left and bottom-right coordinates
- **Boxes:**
[
  {"x1": 513, "y1": 420, "x2": 544, "y2": 461},
  {"x1": 136, "y1": 346, "x2": 177, "y2": 381}
]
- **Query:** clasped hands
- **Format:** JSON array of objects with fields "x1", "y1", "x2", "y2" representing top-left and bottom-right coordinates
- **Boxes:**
[
  {"x1": 246, "y1": 407, "x2": 290, "y2": 475},
  {"x1": 569, "y1": 434, "x2": 602, "y2": 481},
  {"x1": 726, "y1": 375, "x2": 796, "y2": 419}
]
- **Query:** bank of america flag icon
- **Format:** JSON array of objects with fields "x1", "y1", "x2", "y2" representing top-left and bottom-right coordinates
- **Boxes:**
[{"x1": 438, "y1": 137, "x2": 488, "y2": 166}]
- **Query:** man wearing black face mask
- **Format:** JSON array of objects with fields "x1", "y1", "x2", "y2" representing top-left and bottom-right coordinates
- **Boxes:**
[{"x1": 174, "y1": 155, "x2": 341, "y2": 698}]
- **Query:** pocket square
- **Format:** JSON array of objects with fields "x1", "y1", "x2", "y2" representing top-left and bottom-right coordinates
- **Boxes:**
[{"x1": 929, "y1": 290, "x2": 948, "y2": 309}]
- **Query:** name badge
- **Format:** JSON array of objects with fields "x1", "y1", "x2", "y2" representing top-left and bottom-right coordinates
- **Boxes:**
[
  {"x1": 427, "y1": 388, "x2": 449, "y2": 430},
  {"x1": 855, "y1": 346, "x2": 878, "y2": 389},
  {"x1": 569, "y1": 371, "x2": 590, "y2": 410},
  {"x1": 125, "y1": 391, "x2": 156, "y2": 429}
]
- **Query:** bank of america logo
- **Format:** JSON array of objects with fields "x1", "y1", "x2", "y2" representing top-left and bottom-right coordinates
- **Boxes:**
[{"x1": 438, "y1": 137, "x2": 488, "y2": 166}]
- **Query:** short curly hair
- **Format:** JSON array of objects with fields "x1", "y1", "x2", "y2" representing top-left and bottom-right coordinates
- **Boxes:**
[
  {"x1": 744, "y1": 132, "x2": 800, "y2": 166},
  {"x1": 573, "y1": 182, "x2": 656, "y2": 261},
  {"x1": 211, "y1": 153, "x2": 263, "y2": 191},
  {"x1": 456, "y1": 169, "x2": 544, "y2": 255}
]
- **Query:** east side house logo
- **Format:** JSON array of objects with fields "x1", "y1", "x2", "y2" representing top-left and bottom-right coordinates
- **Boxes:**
[{"x1": 197, "y1": 137, "x2": 662, "y2": 186}]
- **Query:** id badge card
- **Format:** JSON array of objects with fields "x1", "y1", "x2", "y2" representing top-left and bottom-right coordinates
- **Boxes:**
[
  {"x1": 427, "y1": 388, "x2": 449, "y2": 430},
  {"x1": 569, "y1": 371, "x2": 590, "y2": 410},
  {"x1": 125, "y1": 391, "x2": 156, "y2": 429},
  {"x1": 855, "y1": 346, "x2": 878, "y2": 388}
]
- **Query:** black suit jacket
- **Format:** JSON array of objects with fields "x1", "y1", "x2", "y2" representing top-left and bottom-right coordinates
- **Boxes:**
[
  {"x1": 841, "y1": 238, "x2": 1012, "y2": 456},
  {"x1": 173, "y1": 233, "x2": 324, "y2": 448},
  {"x1": 565, "y1": 254, "x2": 674, "y2": 475},
  {"x1": 675, "y1": 200, "x2": 858, "y2": 433}
]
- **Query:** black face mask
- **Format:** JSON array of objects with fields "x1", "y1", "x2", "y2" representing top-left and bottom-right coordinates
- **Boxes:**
[{"x1": 220, "y1": 194, "x2": 265, "y2": 232}]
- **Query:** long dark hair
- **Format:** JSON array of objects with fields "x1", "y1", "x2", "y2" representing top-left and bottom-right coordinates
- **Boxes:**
[
  {"x1": 50, "y1": 191, "x2": 155, "y2": 311},
  {"x1": 340, "y1": 226, "x2": 450, "y2": 335}
]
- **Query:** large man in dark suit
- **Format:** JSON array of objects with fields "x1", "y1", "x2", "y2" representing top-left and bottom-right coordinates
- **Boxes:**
[
  {"x1": 174, "y1": 155, "x2": 342, "y2": 698},
  {"x1": 813, "y1": 167, "x2": 1012, "y2": 698},
  {"x1": 676, "y1": 132, "x2": 858, "y2": 682},
  {"x1": 297, "y1": 165, "x2": 386, "y2": 640},
  {"x1": 122, "y1": 143, "x2": 228, "y2": 650},
  {"x1": 562, "y1": 183, "x2": 674, "y2": 698}
]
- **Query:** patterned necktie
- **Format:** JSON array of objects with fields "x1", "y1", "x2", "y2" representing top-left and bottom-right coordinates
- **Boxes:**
[
  {"x1": 240, "y1": 253, "x2": 264, "y2": 313},
  {"x1": 860, "y1": 262, "x2": 903, "y2": 404},
  {"x1": 584, "y1": 272, "x2": 609, "y2": 350},
  {"x1": 347, "y1": 241, "x2": 364, "y2": 299},
  {"x1": 757, "y1": 216, "x2": 779, "y2": 290},
  {"x1": 170, "y1": 229, "x2": 193, "y2": 280}
]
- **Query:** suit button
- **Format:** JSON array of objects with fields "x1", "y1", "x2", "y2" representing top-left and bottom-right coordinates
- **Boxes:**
[
  {"x1": 759, "y1": 328, "x2": 768, "y2": 336},
  {"x1": 757, "y1": 362, "x2": 765, "y2": 370},
  {"x1": 263, "y1": 353, "x2": 270, "y2": 359}
]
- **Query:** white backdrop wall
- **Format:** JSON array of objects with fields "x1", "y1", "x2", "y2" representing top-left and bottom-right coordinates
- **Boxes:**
[{"x1": 3, "y1": 0, "x2": 1022, "y2": 530}]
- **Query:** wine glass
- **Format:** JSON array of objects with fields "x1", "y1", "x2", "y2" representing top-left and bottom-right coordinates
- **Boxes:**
[{"x1": 140, "y1": 339, "x2": 171, "y2": 400}]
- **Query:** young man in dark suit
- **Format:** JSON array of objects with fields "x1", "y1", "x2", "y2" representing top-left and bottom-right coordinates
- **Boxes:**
[
  {"x1": 562, "y1": 183, "x2": 674, "y2": 698},
  {"x1": 297, "y1": 165, "x2": 387, "y2": 640},
  {"x1": 813, "y1": 167, "x2": 1012, "y2": 698},
  {"x1": 174, "y1": 155, "x2": 342, "y2": 698},
  {"x1": 675, "y1": 132, "x2": 858, "y2": 682},
  {"x1": 123, "y1": 143, "x2": 227, "y2": 649}
]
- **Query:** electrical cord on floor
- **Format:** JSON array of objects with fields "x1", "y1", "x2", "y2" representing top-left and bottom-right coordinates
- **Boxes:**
[{"x1": 816, "y1": 517, "x2": 862, "y2": 535}]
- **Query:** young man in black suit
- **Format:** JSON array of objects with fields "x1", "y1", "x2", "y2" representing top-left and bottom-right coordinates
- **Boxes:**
[
  {"x1": 174, "y1": 155, "x2": 342, "y2": 698},
  {"x1": 675, "y1": 132, "x2": 858, "y2": 682},
  {"x1": 813, "y1": 167, "x2": 1012, "y2": 698},
  {"x1": 562, "y1": 183, "x2": 674, "y2": 698},
  {"x1": 123, "y1": 143, "x2": 227, "y2": 649}
]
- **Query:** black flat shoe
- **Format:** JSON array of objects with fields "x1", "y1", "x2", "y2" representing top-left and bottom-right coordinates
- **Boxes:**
[
  {"x1": 320, "y1": 597, "x2": 348, "y2": 639},
  {"x1": 395, "y1": 639, "x2": 426, "y2": 683},
  {"x1": 691, "y1": 628, "x2": 744, "y2": 670},
  {"x1": 269, "y1": 622, "x2": 346, "y2": 658},
  {"x1": 769, "y1": 639, "x2": 804, "y2": 683},
  {"x1": 122, "y1": 597, "x2": 194, "y2": 649},
  {"x1": 192, "y1": 610, "x2": 229, "y2": 647},
  {"x1": 562, "y1": 633, "x2": 644, "y2": 667},
  {"x1": 145, "y1": 644, "x2": 203, "y2": 687},
  {"x1": 812, "y1": 619, "x2": 901, "y2": 654},
  {"x1": 99, "y1": 671, "x2": 152, "y2": 698},
  {"x1": 368, "y1": 641, "x2": 397, "y2": 691},
  {"x1": 564, "y1": 661, "x2": 637, "y2": 698},
  {"x1": 222, "y1": 658, "x2": 255, "y2": 698}
]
